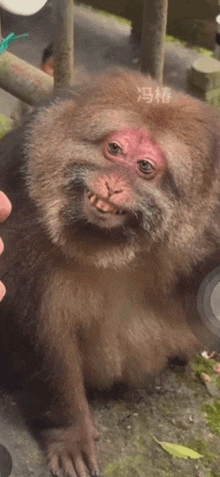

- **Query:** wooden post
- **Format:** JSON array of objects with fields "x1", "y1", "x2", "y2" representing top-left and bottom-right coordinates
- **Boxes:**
[
  {"x1": 54, "y1": 0, "x2": 74, "y2": 89},
  {"x1": 141, "y1": 0, "x2": 168, "y2": 83}
]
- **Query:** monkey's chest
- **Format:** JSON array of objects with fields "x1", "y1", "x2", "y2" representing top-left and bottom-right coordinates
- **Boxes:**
[{"x1": 78, "y1": 291, "x2": 200, "y2": 389}]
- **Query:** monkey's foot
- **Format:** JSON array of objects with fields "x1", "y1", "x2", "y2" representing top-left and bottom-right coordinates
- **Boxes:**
[{"x1": 41, "y1": 419, "x2": 100, "y2": 477}]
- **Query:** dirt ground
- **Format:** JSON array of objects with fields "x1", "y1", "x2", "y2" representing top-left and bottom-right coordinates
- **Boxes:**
[
  {"x1": 0, "y1": 4, "x2": 220, "y2": 477},
  {"x1": 1, "y1": 361, "x2": 220, "y2": 477}
]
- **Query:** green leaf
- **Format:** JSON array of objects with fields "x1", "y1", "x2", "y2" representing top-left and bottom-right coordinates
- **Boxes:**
[
  {"x1": 0, "y1": 115, "x2": 13, "y2": 139},
  {"x1": 0, "y1": 115, "x2": 7, "y2": 127},
  {"x1": 153, "y1": 437, "x2": 203, "y2": 459}
]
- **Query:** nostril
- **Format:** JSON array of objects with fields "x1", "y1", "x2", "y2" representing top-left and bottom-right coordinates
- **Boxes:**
[
  {"x1": 105, "y1": 181, "x2": 110, "y2": 192},
  {"x1": 105, "y1": 181, "x2": 122, "y2": 196}
]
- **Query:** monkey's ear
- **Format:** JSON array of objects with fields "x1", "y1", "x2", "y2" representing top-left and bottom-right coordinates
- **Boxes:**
[
  {"x1": 177, "y1": 94, "x2": 220, "y2": 163},
  {"x1": 175, "y1": 94, "x2": 205, "y2": 114},
  {"x1": 38, "y1": 88, "x2": 79, "y2": 108}
]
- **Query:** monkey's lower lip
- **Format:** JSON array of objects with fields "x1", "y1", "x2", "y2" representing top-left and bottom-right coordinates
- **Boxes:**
[{"x1": 86, "y1": 190, "x2": 125, "y2": 215}]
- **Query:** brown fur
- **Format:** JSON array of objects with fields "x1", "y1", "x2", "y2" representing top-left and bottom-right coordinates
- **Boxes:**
[{"x1": 1, "y1": 68, "x2": 220, "y2": 477}]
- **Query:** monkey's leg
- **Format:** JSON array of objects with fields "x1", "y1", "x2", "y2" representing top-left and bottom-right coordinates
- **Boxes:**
[{"x1": 34, "y1": 323, "x2": 100, "y2": 477}]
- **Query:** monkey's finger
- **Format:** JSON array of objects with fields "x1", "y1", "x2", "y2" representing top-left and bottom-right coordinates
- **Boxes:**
[
  {"x1": 60, "y1": 453, "x2": 80, "y2": 477},
  {"x1": 49, "y1": 453, "x2": 60, "y2": 476},
  {"x1": 0, "y1": 191, "x2": 12, "y2": 222},
  {"x1": 73, "y1": 453, "x2": 90, "y2": 477},
  {"x1": 49, "y1": 453, "x2": 66, "y2": 477},
  {"x1": 82, "y1": 441, "x2": 100, "y2": 477},
  {"x1": 0, "y1": 281, "x2": 6, "y2": 301}
]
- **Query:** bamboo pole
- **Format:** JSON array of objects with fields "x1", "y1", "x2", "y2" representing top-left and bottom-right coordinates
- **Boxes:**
[
  {"x1": 0, "y1": 51, "x2": 53, "y2": 104},
  {"x1": 54, "y1": 0, "x2": 74, "y2": 89},
  {"x1": 141, "y1": 0, "x2": 168, "y2": 83}
]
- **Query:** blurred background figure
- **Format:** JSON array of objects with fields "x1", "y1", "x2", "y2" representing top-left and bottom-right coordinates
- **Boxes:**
[{"x1": 40, "y1": 42, "x2": 54, "y2": 76}]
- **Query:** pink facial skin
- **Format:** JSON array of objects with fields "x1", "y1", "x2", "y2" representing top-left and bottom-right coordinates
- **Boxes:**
[
  {"x1": 103, "y1": 128, "x2": 166, "y2": 179},
  {"x1": 86, "y1": 128, "x2": 167, "y2": 221}
]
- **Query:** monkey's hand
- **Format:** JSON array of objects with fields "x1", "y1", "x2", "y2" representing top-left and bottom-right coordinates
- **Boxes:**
[{"x1": 42, "y1": 416, "x2": 100, "y2": 477}]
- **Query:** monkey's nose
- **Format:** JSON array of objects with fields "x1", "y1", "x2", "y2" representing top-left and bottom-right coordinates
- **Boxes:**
[{"x1": 105, "y1": 181, "x2": 122, "y2": 196}]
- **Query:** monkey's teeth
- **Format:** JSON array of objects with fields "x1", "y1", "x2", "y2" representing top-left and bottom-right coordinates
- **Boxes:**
[
  {"x1": 89, "y1": 194, "x2": 98, "y2": 205},
  {"x1": 88, "y1": 193, "x2": 124, "y2": 215},
  {"x1": 96, "y1": 199, "x2": 112, "y2": 212},
  {"x1": 87, "y1": 191, "x2": 93, "y2": 199}
]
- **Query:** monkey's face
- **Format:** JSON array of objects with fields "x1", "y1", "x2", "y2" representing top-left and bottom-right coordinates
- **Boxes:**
[
  {"x1": 64, "y1": 127, "x2": 167, "y2": 236},
  {"x1": 26, "y1": 120, "x2": 171, "y2": 266},
  {"x1": 26, "y1": 69, "x2": 220, "y2": 268}
]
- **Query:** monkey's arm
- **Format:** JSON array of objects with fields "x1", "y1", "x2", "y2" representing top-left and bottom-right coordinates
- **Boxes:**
[
  {"x1": 35, "y1": 290, "x2": 100, "y2": 477},
  {"x1": 0, "y1": 240, "x2": 99, "y2": 477},
  {"x1": 0, "y1": 125, "x2": 99, "y2": 477}
]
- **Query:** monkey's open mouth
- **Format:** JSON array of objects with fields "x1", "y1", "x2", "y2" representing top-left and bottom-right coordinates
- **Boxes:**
[{"x1": 86, "y1": 190, "x2": 126, "y2": 216}]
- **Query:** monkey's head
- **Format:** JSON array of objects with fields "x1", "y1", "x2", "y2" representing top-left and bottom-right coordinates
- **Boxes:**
[{"x1": 25, "y1": 68, "x2": 220, "y2": 270}]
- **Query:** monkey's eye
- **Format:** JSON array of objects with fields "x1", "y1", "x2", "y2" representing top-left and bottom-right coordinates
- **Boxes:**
[
  {"x1": 138, "y1": 160, "x2": 155, "y2": 175},
  {"x1": 108, "y1": 143, "x2": 123, "y2": 155}
]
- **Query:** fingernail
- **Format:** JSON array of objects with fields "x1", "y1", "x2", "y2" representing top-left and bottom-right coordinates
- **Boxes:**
[
  {"x1": 0, "y1": 191, "x2": 12, "y2": 221},
  {"x1": 0, "y1": 191, "x2": 11, "y2": 208},
  {"x1": 0, "y1": 281, "x2": 6, "y2": 301},
  {"x1": 0, "y1": 238, "x2": 4, "y2": 254}
]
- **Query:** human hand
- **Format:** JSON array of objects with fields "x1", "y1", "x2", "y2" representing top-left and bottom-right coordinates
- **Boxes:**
[{"x1": 0, "y1": 191, "x2": 12, "y2": 300}]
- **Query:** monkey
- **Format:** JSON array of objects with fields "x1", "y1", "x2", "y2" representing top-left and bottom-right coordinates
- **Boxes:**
[{"x1": 1, "y1": 67, "x2": 220, "y2": 477}]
